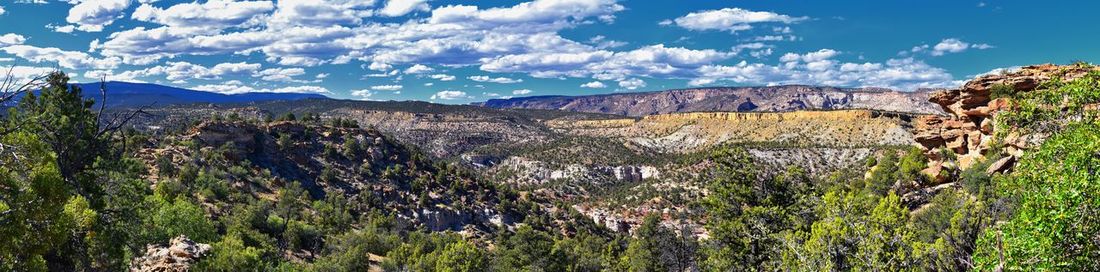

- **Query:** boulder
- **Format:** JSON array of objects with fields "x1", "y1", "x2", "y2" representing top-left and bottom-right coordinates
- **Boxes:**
[
  {"x1": 130, "y1": 236, "x2": 211, "y2": 272},
  {"x1": 986, "y1": 156, "x2": 1016, "y2": 175},
  {"x1": 957, "y1": 153, "x2": 985, "y2": 170}
]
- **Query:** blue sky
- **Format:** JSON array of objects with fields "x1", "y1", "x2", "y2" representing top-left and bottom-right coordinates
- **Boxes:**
[{"x1": 0, "y1": 0, "x2": 1096, "y2": 103}]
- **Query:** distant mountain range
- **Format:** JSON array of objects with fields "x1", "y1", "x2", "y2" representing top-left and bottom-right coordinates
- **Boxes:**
[
  {"x1": 476, "y1": 85, "x2": 943, "y2": 116},
  {"x1": 58, "y1": 82, "x2": 328, "y2": 109}
]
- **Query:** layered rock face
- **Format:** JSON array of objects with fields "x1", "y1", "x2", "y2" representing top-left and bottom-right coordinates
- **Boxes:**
[
  {"x1": 130, "y1": 236, "x2": 211, "y2": 272},
  {"x1": 914, "y1": 64, "x2": 1099, "y2": 181},
  {"x1": 478, "y1": 85, "x2": 941, "y2": 116}
]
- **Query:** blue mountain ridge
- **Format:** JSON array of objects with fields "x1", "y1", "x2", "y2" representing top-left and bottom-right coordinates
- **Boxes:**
[{"x1": 55, "y1": 81, "x2": 329, "y2": 108}]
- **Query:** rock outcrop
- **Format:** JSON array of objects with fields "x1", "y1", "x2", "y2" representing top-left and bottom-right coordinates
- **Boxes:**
[
  {"x1": 478, "y1": 85, "x2": 941, "y2": 116},
  {"x1": 130, "y1": 236, "x2": 211, "y2": 272},
  {"x1": 913, "y1": 64, "x2": 1100, "y2": 181}
]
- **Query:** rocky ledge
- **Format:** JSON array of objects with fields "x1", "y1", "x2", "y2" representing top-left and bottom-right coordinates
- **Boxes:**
[
  {"x1": 130, "y1": 235, "x2": 211, "y2": 272},
  {"x1": 913, "y1": 64, "x2": 1100, "y2": 183}
]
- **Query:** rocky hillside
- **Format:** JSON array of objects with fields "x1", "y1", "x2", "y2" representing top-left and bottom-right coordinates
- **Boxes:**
[
  {"x1": 136, "y1": 120, "x2": 524, "y2": 236},
  {"x1": 913, "y1": 64, "x2": 1100, "y2": 181},
  {"x1": 477, "y1": 85, "x2": 941, "y2": 116}
]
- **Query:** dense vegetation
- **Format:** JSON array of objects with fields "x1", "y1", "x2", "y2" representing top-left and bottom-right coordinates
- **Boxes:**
[{"x1": 2, "y1": 68, "x2": 1099, "y2": 271}]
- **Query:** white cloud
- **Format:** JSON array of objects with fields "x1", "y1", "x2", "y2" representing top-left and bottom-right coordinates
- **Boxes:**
[
  {"x1": 931, "y1": 39, "x2": 968, "y2": 56},
  {"x1": 316, "y1": 73, "x2": 329, "y2": 79},
  {"x1": 429, "y1": 0, "x2": 624, "y2": 28},
  {"x1": 254, "y1": 67, "x2": 306, "y2": 82},
  {"x1": 48, "y1": 24, "x2": 77, "y2": 33},
  {"x1": 430, "y1": 90, "x2": 471, "y2": 100},
  {"x1": 350, "y1": 89, "x2": 374, "y2": 100},
  {"x1": 589, "y1": 35, "x2": 628, "y2": 49},
  {"x1": 429, "y1": 74, "x2": 456, "y2": 81},
  {"x1": 469, "y1": 75, "x2": 523, "y2": 83},
  {"x1": 94, "y1": 0, "x2": 622, "y2": 70},
  {"x1": 380, "y1": 0, "x2": 429, "y2": 17},
  {"x1": 66, "y1": 0, "x2": 131, "y2": 32},
  {"x1": 908, "y1": 39, "x2": 995, "y2": 56},
  {"x1": 368, "y1": 61, "x2": 393, "y2": 71},
  {"x1": 580, "y1": 81, "x2": 606, "y2": 88},
  {"x1": 1, "y1": 45, "x2": 121, "y2": 70},
  {"x1": 194, "y1": 83, "x2": 331, "y2": 94},
  {"x1": 370, "y1": 84, "x2": 403, "y2": 91},
  {"x1": 3, "y1": 66, "x2": 56, "y2": 83},
  {"x1": 268, "y1": 0, "x2": 376, "y2": 27},
  {"x1": 269, "y1": 85, "x2": 330, "y2": 94},
  {"x1": 480, "y1": 44, "x2": 732, "y2": 81},
  {"x1": 91, "y1": 61, "x2": 263, "y2": 82},
  {"x1": 131, "y1": 0, "x2": 274, "y2": 30},
  {"x1": 0, "y1": 34, "x2": 26, "y2": 46},
  {"x1": 512, "y1": 89, "x2": 533, "y2": 95},
  {"x1": 691, "y1": 51, "x2": 958, "y2": 91},
  {"x1": 404, "y1": 64, "x2": 434, "y2": 74},
  {"x1": 0, "y1": 5, "x2": 6, "y2": 16},
  {"x1": 667, "y1": 8, "x2": 807, "y2": 33},
  {"x1": 618, "y1": 78, "x2": 645, "y2": 90},
  {"x1": 211, "y1": 62, "x2": 261, "y2": 75}
]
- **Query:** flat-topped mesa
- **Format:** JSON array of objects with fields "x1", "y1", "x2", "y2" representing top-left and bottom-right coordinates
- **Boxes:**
[
  {"x1": 914, "y1": 64, "x2": 1100, "y2": 180},
  {"x1": 641, "y1": 109, "x2": 880, "y2": 122}
]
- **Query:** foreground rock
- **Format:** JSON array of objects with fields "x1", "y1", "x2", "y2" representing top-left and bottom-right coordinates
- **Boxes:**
[
  {"x1": 130, "y1": 236, "x2": 211, "y2": 272},
  {"x1": 914, "y1": 64, "x2": 1099, "y2": 181}
]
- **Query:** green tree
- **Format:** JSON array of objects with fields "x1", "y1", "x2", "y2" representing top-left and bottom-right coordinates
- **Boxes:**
[
  {"x1": 0, "y1": 72, "x2": 152, "y2": 270},
  {"x1": 701, "y1": 147, "x2": 808, "y2": 271},
  {"x1": 435, "y1": 240, "x2": 489, "y2": 272},
  {"x1": 146, "y1": 195, "x2": 217, "y2": 243},
  {"x1": 620, "y1": 214, "x2": 670, "y2": 272},
  {"x1": 973, "y1": 121, "x2": 1100, "y2": 271},
  {"x1": 195, "y1": 234, "x2": 269, "y2": 271}
]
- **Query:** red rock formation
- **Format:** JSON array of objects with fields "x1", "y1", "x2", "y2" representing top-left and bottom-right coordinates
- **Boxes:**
[{"x1": 913, "y1": 64, "x2": 1100, "y2": 181}]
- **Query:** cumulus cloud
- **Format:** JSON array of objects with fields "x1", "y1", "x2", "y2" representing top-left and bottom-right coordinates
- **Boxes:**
[
  {"x1": 429, "y1": 74, "x2": 456, "y2": 81},
  {"x1": 9, "y1": 0, "x2": 967, "y2": 96},
  {"x1": 370, "y1": 85, "x2": 403, "y2": 91},
  {"x1": 691, "y1": 50, "x2": 958, "y2": 91},
  {"x1": 194, "y1": 82, "x2": 331, "y2": 94},
  {"x1": 469, "y1": 75, "x2": 523, "y2": 83},
  {"x1": 1, "y1": 45, "x2": 121, "y2": 70},
  {"x1": 430, "y1": 0, "x2": 624, "y2": 27},
  {"x1": 0, "y1": 34, "x2": 26, "y2": 46},
  {"x1": 430, "y1": 90, "x2": 470, "y2": 100},
  {"x1": 89, "y1": 61, "x2": 264, "y2": 82},
  {"x1": 480, "y1": 44, "x2": 732, "y2": 81},
  {"x1": 350, "y1": 89, "x2": 374, "y2": 100},
  {"x1": 268, "y1": 0, "x2": 376, "y2": 27},
  {"x1": 0, "y1": 5, "x2": 6, "y2": 16},
  {"x1": 254, "y1": 67, "x2": 306, "y2": 82},
  {"x1": 3, "y1": 66, "x2": 56, "y2": 83},
  {"x1": 512, "y1": 89, "x2": 533, "y2": 95},
  {"x1": 404, "y1": 64, "x2": 434, "y2": 74},
  {"x1": 66, "y1": 0, "x2": 131, "y2": 32},
  {"x1": 664, "y1": 8, "x2": 806, "y2": 33},
  {"x1": 380, "y1": 0, "x2": 429, "y2": 17},
  {"x1": 94, "y1": 0, "x2": 623, "y2": 70},
  {"x1": 618, "y1": 78, "x2": 645, "y2": 90},
  {"x1": 131, "y1": 0, "x2": 274, "y2": 30},
  {"x1": 580, "y1": 81, "x2": 606, "y2": 88},
  {"x1": 906, "y1": 39, "x2": 994, "y2": 56}
]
